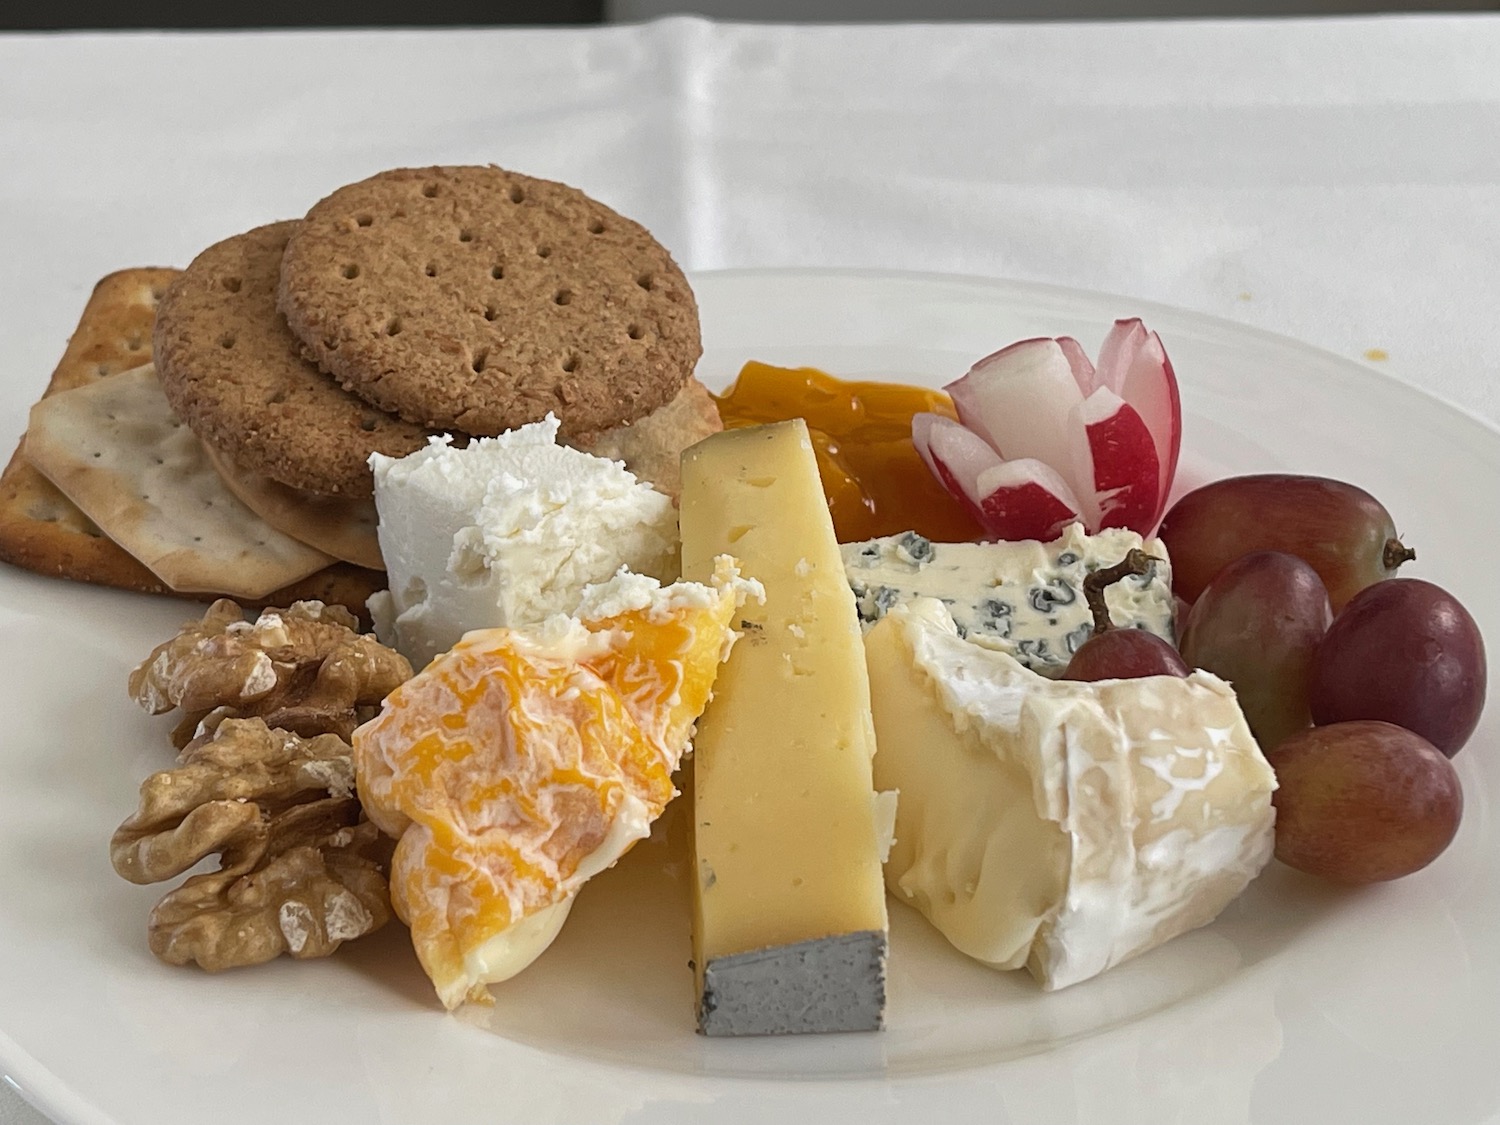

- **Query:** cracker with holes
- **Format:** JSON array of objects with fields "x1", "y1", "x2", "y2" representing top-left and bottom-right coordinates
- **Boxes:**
[
  {"x1": 154, "y1": 221, "x2": 438, "y2": 498},
  {"x1": 276, "y1": 165, "x2": 700, "y2": 438},
  {"x1": 0, "y1": 268, "x2": 180, "y2": 592},
  {"x1": 0, "y1": 268, "x2": 385, "y2": 615},
  {"x1": 24, "y1": 364, "x2": 335, "y2": 598}
]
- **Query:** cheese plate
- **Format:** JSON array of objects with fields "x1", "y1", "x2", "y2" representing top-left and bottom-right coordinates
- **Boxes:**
[{"x1": 0, "y1": 268, "x2": 1496, "y2": 1125}]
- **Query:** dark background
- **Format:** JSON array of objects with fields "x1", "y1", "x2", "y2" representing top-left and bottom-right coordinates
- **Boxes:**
[
  {"x1": 2, "y1": 0, "x2": 1492, "y2": 29},
  {"x1": 0, "y1": 0, "x2": 603, "y2": 29}
]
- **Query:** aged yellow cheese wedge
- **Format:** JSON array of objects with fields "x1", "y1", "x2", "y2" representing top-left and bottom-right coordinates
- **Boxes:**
[{"x1": 680, "y1": 419, "x2": 892, "y2": 1036}]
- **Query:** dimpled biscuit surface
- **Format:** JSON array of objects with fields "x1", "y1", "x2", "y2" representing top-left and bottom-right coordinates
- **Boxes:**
[
  {"x1": 153, "y1": 222, "x2": 438, "y2": 497},
  {"x1": 276, "y1": 166, "x2": 700, "y2": 438}
]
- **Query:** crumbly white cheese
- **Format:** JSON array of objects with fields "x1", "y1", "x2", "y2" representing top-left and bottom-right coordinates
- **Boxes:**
[
  {"x1": 278, "y1": 900, "x2": 315, "y2": 955},
  {"x1": 240, "y1": 651, "x2": 278, "y2": 699},
  {"x1": 867, "y1": 598, "x2": 1275, "y2": 991},
  {"x1": 571, "y1": 559, "x2": 765, "y2": 624},
  {"x1": 367, "y1": 416, "x2": 679, "y2": 668},
  {"x1": 842, "y1": 523, "x2": 1175, "y2": 677}
]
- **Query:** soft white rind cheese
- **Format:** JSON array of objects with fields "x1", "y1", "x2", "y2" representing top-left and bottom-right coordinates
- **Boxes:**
[
  {"x1": 367, "y1": 416, "x2": 679, "y2": 667},
  {"x1": 867, "y1": 598, "x2": 1275, "y2": 991},
  {"x1": 842, "y1": 524, "x2": 1174, "y2": 678}
]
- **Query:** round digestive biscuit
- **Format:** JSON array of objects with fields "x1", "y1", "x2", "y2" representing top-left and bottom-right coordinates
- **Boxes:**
[
  {"x1": 276, "y1": 166, "x2": 700, "y2": 438},
  {"x1": 153, "y1": 222, "x2": 438, "y2": 497}
]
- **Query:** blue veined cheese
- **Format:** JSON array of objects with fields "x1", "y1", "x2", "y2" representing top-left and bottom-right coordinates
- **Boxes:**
[{"x1": 841, "y1": 523, "x2": 1174, "y2": 677}]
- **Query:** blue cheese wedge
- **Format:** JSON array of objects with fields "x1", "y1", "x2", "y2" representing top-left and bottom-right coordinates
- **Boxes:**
[
  {"x1": 841, "y1": 523, "x2": 1174, "y2": 677},
  {"x1": 865, "y1": 598, "x2": 1276, "y2": 990}
]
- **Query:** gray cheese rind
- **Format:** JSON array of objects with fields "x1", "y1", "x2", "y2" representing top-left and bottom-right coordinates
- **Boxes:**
[{"x1": 697, "y1": 930, "x2": 888, "y2": 1037}]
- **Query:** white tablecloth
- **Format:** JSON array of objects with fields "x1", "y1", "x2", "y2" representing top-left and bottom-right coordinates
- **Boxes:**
[{"x1": 1, "y1": 14, "x2": 1496, "y2": 1124}]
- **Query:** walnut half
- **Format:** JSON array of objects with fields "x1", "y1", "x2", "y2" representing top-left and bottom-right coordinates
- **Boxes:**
[
  {"x1": 149, "y1": 806, "x2": 391, "y2": 972},
  {"x1": 127, "y1": 599, "x2": 412, "y2": 748},
  {"x1": 111, "y1": 717, "x2": 391, "y2": 971}
]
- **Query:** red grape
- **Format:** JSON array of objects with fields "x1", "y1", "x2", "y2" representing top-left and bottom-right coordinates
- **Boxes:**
[
  {"x1": 1062, "y1": 628, "x2": 1189, "y2": 681},
  {"x1": 1309, "y1": 578, "x2": 1486, "y2": 756},
  {"x1": 1268, "y1": 721, "x2": 1462, "y2": 884},
  {"x1": 1179, "y1": 551, "x2": 1332, "y2": 751},
  {"x1": 1158, "y1": 474, "x2": 1413, "y2": 610},
  {"x1": 1063, "y1": 547, "x2": 1190, "y2": 681}
]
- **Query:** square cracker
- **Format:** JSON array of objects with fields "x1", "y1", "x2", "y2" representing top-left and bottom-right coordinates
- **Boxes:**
[
  {"x1": 0, "y1": 269, "x2": 175, "y2": 590},
  {"x1": 0, "y1": 268, "x2": 385, "y2": 616},
  {"x1": 25, "y1": 365, "x2": 335, "y2": 598}
]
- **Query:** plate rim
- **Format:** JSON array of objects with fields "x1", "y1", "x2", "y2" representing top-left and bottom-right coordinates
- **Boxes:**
[
  {"x1": 689, "y1": 265, "x2": 1500, "y2": 448},
  {"x1": 3, "y1": 265, "x2": 1497, "y2": 1125}
]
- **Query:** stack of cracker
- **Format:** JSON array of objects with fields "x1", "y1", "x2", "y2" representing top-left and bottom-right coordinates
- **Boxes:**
[{"x1": 1, "y1": 166, "x2": 721, "y2": 616}]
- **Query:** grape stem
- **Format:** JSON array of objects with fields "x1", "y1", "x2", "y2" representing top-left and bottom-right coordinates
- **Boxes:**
[
  {"x1": 1083, "y1": 549, "x2": 1161, "y2": 635},
  {"x1": 1384, "y1": 538, "x2": 1416, "y2": 571}
]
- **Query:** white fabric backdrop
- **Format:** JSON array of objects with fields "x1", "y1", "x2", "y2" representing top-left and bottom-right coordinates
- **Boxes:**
[{"x1": 1, "y1": 14, "x2": 1496, "y2": 1123}]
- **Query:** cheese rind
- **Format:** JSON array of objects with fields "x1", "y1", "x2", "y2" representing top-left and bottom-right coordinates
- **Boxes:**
[
  {"x1": 680, "y1": 419, "x2": 890, "y2": 1036},
  {"x1": 352, "y1": 563, "x2": 752, "y2": 1009},
  {"x1": 698, "y1": 931, "x2": 887, "y2": 1037},
  {"x1": 842, "y1": 524, "x2": 1174, "y2": 677},
  {"x1": 868, "y1": 598, "x2": 1275, "y2": 991}
]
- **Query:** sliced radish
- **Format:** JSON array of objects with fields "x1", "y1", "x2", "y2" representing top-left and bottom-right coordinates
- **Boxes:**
[
  {"x1": 918, "y1": 320, "x2": 1182, "y2": 541},
  {"x1": 1057, "y1": 336, "x2": 1098, "y2": 397},
  {"x1": 972, "y1": 459, "x2": 1084, "y2": 542},
  {"x1": 912, "y1": 412, "x2": 1001, "y2": 521},
  {"x1": 945, "y1": 338, "x2": 1086, "y2": 502},
  {"x1": 1094, "y1": 319, "x2": 1182, "y2": 526},
  {"x1": 915, "y1": 413, "x2": 1083, "y2": 541},
  {"x1": 1069, "y1": 387, "x2": 1161, "y2": 533}
]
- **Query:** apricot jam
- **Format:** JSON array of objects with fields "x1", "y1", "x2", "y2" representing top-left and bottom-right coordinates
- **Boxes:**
[{"x1": 713, "y1": 361, "x2": 982, "y2": 542}]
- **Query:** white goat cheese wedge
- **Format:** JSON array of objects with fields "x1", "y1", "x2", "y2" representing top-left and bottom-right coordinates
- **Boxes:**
[
  {"x1": 865, "y1": 598, "x2": 1275, "y2": 991},
  {"x1": 841, "y1": 524, "x2": 1174, "y2": 677},
  {"x1": 367, "y1": 415, "x2": 679, "y2": 668}
]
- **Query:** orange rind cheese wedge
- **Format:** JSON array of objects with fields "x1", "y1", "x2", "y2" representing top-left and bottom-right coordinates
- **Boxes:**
[{"x1": 353, "y1": 557, "x2": 758, "y2": 1009}]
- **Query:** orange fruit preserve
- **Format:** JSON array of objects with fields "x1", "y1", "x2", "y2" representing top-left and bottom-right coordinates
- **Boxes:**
[{"x1": 713, "y1": 361, "x2": 982, "y2": 542}]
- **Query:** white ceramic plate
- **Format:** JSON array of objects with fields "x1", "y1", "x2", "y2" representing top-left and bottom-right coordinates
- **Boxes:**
[{"x1": 1, "y1": 270, "x2": 1496, "y2": 1125}]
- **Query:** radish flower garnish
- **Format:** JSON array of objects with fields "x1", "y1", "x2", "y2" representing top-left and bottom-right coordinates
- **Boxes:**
[{"x1": 914, "y1": 320, "x2": 1182, "y2": 541}]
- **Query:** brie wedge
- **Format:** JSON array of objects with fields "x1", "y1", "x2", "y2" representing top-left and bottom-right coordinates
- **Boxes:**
[{"x1": 865, "y1": 598, "x2": 1275, "y2": 990}]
